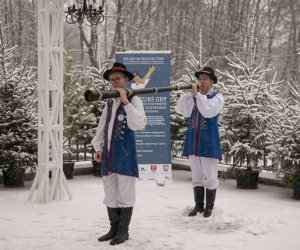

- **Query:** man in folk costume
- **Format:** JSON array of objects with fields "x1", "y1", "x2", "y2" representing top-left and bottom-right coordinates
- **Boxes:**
[
  {"x1": 175, "y1": 67, "x2": 224, "y2": 218},
  {"x1": 91, "y1": 62, "x2": 147, "y2": 245}
]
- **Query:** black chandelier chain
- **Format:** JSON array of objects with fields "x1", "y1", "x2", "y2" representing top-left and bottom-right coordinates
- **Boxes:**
[{"x1": 66, "y1": 0, "x2": 104, "y2": 25}]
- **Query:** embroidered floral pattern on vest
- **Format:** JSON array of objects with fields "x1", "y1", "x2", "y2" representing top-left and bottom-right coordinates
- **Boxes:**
[
  {"x1": 191, "y1": 97, "x2": 198, "y2": 128},
  {"x1": 200, "y1": 116, "x2": 206, "y2": 130},
  {"x1": 114, "y1": 110, "x2": 127, "y2": 139}
]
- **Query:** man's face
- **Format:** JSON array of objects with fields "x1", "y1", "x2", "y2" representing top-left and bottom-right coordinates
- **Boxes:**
[
  {"x1": 198, "y1": 73, "x2": 213, "y2": 94},
  {"x1": 108, "y1": 72, "x2": 128, "y2": 89}
]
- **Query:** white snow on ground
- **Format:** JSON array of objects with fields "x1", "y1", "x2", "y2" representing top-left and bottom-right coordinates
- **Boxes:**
[{"x1": 0, "y1": 170, "x2": 300, "y2": 250}]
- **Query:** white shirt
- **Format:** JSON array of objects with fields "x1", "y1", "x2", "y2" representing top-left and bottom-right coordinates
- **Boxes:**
[
  {"x1": 175, "y1": 89, "x2": 224, "y2": 118},
  {"x1": 131, "y1": 78, "x2": 150, "y2": 89},
  {"x1": 91, "y1": 96, "x2": 147, "y2": 152}
]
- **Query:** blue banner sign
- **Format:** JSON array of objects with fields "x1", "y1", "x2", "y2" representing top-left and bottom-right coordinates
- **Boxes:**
[{"x1": 116, "y1": 51, "x2": 172, "y2": 180}]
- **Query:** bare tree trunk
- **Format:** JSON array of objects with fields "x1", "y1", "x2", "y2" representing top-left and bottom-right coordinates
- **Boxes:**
[
  {"x1": 104, "y1": 0, "x2": 108, "y2": 60},
  {"x1": 17, "y1": 0, "x2": 23, "y2": 63},
  {"x1": 266, "y1": 0, "x2": 283, "y2": 65},
  {"x1": 79, "y1": 24, "x2": 99, "y2": 68},
  {"x1": 108, "y1": 0, "x2": 124, "y2": 59},
  {"x1": 8, "y1": 0, "x2": 15, "y2": 47}
]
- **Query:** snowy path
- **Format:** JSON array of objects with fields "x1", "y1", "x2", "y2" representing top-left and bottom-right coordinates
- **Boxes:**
[{"x1": 0, "y1": 170, "x2": 299, "y2": 250}]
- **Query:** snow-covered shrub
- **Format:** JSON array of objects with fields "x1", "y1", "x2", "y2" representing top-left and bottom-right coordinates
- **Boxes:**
[
  {"x1": 63, "y1": 56, "x2": 95, "y2": 144},
  {"x1": 170, "y1": 77, "x2": 188, "y2": 157},
  {"x1": 63, "y1": 56, "x2": 108, "y2": 158},
  {"x1": 0, "y1": 26, "x2": 37, "y2": 171},
  {"x1": 266, "y1": 80, "x2": 300, "y2": 184},
  {"x1": 85, "y1": 65, "x2": 110, "y2": 124},
  {"x1": 219, "y1": 54, "x2": 282, "y2": 172}
]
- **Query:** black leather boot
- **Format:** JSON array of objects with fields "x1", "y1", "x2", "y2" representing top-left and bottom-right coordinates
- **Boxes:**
[
  {"x1": 110, "y1": 207, "x2": 133, "y2": 245},
  {"x1": 188, "y1": 186, "x2": 205, "y2": 216},
  {"x1": 98, "y1": 207, "x2": 120, "y2": 241},
  {"x1": 203, "y1": 189, "x2": 216, "y2": 218}
]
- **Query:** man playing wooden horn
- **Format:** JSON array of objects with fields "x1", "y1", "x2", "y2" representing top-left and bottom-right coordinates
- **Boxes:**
[
  {"x1": 91, "y1": 62, "x2": 147, "y2": 245},
  {"x1": 175, "y1": 67, "x2": 224, "y2": 218}
]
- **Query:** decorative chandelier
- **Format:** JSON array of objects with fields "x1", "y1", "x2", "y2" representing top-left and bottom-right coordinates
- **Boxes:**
[{"x1": 66, "y1": 0, "x2": 104, "y2": 25}]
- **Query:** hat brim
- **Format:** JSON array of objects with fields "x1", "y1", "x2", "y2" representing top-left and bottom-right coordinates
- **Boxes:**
[
  {"x1": 195, "y1": 71, "x2": 217, "y2": 83},
  {"x1": 103, "y1": 68, "x2": 134, "y2": 81}
]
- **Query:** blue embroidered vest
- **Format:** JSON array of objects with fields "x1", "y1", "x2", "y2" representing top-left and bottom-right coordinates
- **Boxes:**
[
  {"x1": 101, "y1": 96, "x2": 139, "y2": 177},
  {"x1": 183, "y1": 92, "x2": 222, "y2": 160}
]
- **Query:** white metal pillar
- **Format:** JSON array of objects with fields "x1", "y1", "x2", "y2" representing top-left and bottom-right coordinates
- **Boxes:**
[{"x1": 29, "y1": 0, "x2": 72, "y2": 202}]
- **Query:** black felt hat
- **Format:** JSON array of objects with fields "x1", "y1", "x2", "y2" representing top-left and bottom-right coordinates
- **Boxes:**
[
  {"x1": 195, "y1": 67, "x2": 218, "y2": 83},
  {"x1": 103, "y1": 62, "x2": 134, "y2": 81}
]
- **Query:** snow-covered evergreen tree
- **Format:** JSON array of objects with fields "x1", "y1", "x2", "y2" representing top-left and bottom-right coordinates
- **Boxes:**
[
  {"x1": 85, "y1": 65, "x2": 110, "y2": 124},
  {"x1": 63, "y1": 56, "x2": 95, "y2": 159},
  {"x1": 63, "y1": 57, "x2": 109, "y2": 159},
  {"x1": 266, "y1": 79, "x2": 300, "y2": 183},
  {"x1": 0, "y1": 26, "x2": 37, "y2": 170},
  {"x1": 170, "y1": 77, "x2": 188, "y2": 157},
  {"x1": 219, "y1": 53, "x2": 282, "y2": 171}
]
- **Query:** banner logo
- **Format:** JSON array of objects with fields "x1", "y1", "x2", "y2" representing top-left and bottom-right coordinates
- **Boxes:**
[
  {"x1": 163, "y1": 165, "x2": 169, "y2": 172},
  {"x1": 151, "y1": 165, "x2": 157, "y2": 172}
]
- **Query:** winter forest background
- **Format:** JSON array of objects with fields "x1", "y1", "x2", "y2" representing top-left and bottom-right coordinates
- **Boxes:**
[{"x1": 1, "y1": 0, "x2": 300, "y2": 185}]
